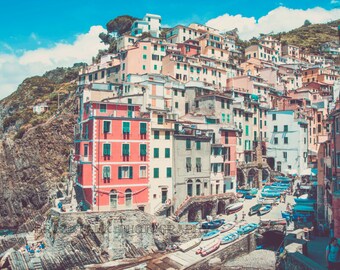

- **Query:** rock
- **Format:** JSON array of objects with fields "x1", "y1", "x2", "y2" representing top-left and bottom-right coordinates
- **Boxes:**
[
  {"x1": 154, "y1": 238, "x2": 167, "y2": 251},
  {"x1": 209, "y1": 257, "x2": 222, "y2": 267}
]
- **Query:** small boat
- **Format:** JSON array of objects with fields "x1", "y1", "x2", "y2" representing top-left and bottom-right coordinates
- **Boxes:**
[
  {"x1": 261, "y1": 191, "x2": 281, "y2": 198},
  {"x1": 259, "y1": 205, "x2": 272, "y2": 215},
  {"x1": 236, "y1": 188, "x2": 251, "y2": 194},
  {"x1": 271, "y1": 182, "x2": 290, "y2": 187},
  {"x1": 260, "y1": 219, "x2": 287, "y2": 226},
  {"x1": 220, "y1": 232, "x2": 239, "y2": 245},
  {"x1": 237, "y1": 223, "x2": 258, "y2": 235},
  {"x1": 219, "y1": 222, "x2": 235, "y2": 233},
  {"x1": 201, "y1": 239, "x2": 221, "y2": 257},
  {"x1": 201, "y1": 230, "x2": 220, "y2": 241},
  {"x1": 258, "y1": 197, "x2": 278, "y2": 205},
  {"x1": 201, "y1": 219, "x2": 225, "y2": 229},
  {"x1": 249, "y1": 204, "x2": 263, "y2": 216},
  {"x1": 179, "y1": 238, "x2": 201, "y2": 252},
  {"x1": 226, "y1": 202, "x2": 243, "y2": 214},
  {"x1": 245, "y1": 194, "x2": 254, "y2": 199},
  {"x1": 281, "y1": 211, "x2": 291, "y2": 219}
]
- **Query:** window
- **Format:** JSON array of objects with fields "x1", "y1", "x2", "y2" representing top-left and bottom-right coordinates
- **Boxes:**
[
  {"x1": 186, "y1": 157, "x2": 192, "y2": 172},
  {"x1": 177, "y1": 63, "x2": 180, "y2": 69},
  {"x1": 103, "y1": 143, "x2": 111, "y2": 156},
  {"x1": 165, "y1": 148, "x2": 170, "y2": 158},
  {"x1": 154, "y1": 148, "x2": 159, "y2": 158},
  {"x1": 154, "y1": 45, "x2": 157, "y2": 51},
  {"x1": 142, "y1": 65, "x2": 146, "y2": 70},
  {"x1": 284, "y1": 137, "x2": 288, "y2": 144},
  {"x1": 272, "y1": 114, "x2": 276, "y2": 120},
  {"x1": 196, "y1": 141, "x2": 201, "y2": 150},
  {"x1": 225, "y1": 132, "x2": 229, "y2": 144},
  {"x1": 283, "y1": 152, "x2": 287, "y2": 160},
  {"x1": 103, "y1": 166, "x2": 111, "y2": 179},
  {"x1": 140, "y1": 144, "x2": 147, "y2": 156},
  {"x1": 186, "y1": 139, "x2": 191, "y2": 149},
  {"x1": 187, "y1": 180, "x2": 193, "y2": 196},
  {"x1": 245, "y1": 114, "x2": 249, "y2": 121},
  {"x1": 245, "y1": 125, "x2": 249, "y2": 136},
  {"x1": 274, "y1": 125, "x2": 278, "y2": 132},
  {"x1": 157, "y1": 115, "x2": 164, "y2": 124},
  {"x1": 154, "y1": 168, "x2": 159, "y2": 178},
  {"x1": 143, "y1": 54, "x2": 147, "y2": 59},
  {"x1": 154, "y1": 130, "x2": 159, "y2": 139},
  {"x1": 284, "y1": 125, "x2": 288, "y2": 132},
  {"x1": 140, "y1": 123, "x2": 147, "y2": 134},
  {"x1": 274, "y1": 137, "x2": 278, "y2": 144},
  {"x1": 122, "y1": 144, "x2": 130, "y2": 156},
  {"x1": 118, "y1": 166, "x2": 133, "y2": 179},
  {"x1": 166, "y1": 167, "x2": 172, "y2": 178},
  {"x1": 164, "y1": 131, "x2": 170, "y2": 140},
  {"x1": 143, "y1": 46, "x2": 147, "y2": 50},
  {"x1": 254, "y1": 117, "x2": 257, "y2": 125},
  {"x1": 100, "y1": 104, "x2": 106, "y2": 113},
  {"x1": 103, "y1": 121, "x2": 111, "y2": 133},
  {"x1": 175, "y1": 102, "x2": 178, "y2": 108},
  {"x1": 154, "y1": 65, "x2": 157, "y2": 70},
  {"x1": 120, "y1": 121, "x2": 130, "y2": 135},
  {"x1": 196, "y1": 157, "x2": 202, "y2": 172},
  {"x1": 225, "y1": 164, "x2": 230, "y2": 176}
]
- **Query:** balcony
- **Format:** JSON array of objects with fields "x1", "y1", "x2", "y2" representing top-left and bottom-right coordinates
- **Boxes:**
[{"x1": 74, "y1": 154, "x2": 92, "y2": 163}]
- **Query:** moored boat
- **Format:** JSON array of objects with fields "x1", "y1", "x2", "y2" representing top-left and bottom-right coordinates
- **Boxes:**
[
  {"x1": 261, "y1": 191, "x2": 281, "y2": 198},
  {"x1": 219, "y1": 222, "x2": 235, "y2": 233},
  {"x1": 258, "y1": 205, "x2": 272, "y2": 215},
  {"x1": 202, "y1": 230, "x2": 220, "y2": 241},
  {"x1": 201, "y1": 219, "x2": 225, "y2": 229},
  {"x1": 179, "y1": 238, "x2": 201, "y2": 252},
  {"x1": 201, "y1": 239, "x2": 221, "y2": 257},
  {"x1": 249, "y1": 204, "x2": 263, "y2": 216},
  {"x1": 258, "y1": 197, "x2": 279, "y2": 205},
  {"x1": 220, "y1": 232, "x2": 239, "y2": 245},
  {"x1": 226, "y1": 202, "x2": 243, "y2": 214},
  {"x1": 237, "y1": 223, "x2": 258, "y2": 235}
]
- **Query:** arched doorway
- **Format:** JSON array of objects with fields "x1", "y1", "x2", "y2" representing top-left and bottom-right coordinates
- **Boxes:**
[
  {"x1": 187, "y1": 180, "x2": 193, "y2": 196},
  {"x1": 237, "y1": 168, "x2": 245, "y2": 187},
  {"x1": 195, "y1": 179, "x2": 201, "y2": 196},
  {"x1": 248, "y1": 169, "x2": 257, "y2": 187},
  {"x1": 202, "y1": 202, "x2": 214, "y2": 219},
  {"x1": 188, "y1": 207, "x2": 199, "y2": 222},
  {"x1": 262, "y1": 169, "x2": 270, "y2": 182},
  {"x1": 109, "y1": 189, "x2": 118, "y2": 209},
  {"x1": 125, "y1": 189, "x2": 132, "y2": 207},
  {"x1": 217, "y1": 200, "x2": 226, "y2": 214}
]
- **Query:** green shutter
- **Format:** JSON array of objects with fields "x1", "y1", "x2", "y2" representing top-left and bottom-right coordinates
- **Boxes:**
[
  {"x1": 154, "y1": 168, "x2": 159, "y2": 178},
  {"x1": 222, "y1": 113, "x2": 225, "y2": 122},
  {"x1": 100, "y1": 104, "x2": 106, "y2": 112},
  {"x1": 165, "y1": 148, "x2": 170, "y2": 158},
  {"x1": 118, "y1": 167, "x2": 122, "y2": 179},
  {"x1": 129, "y1": 167, "x2": 133, "y2": 179},
  {"x1": 196, "y1": 141, "x2": 201, "y2": 150},
  {"x1": 154, "y1": 131, "x2": 159, "y2": 139},
  {"x1": 186, "y1": 139, "x2": 191, "y2": 149},
  {"x1": 123, "y1": 122, "x2": 130, "y2": 133},
  {"x1": 104, "y1": 121, "x2": 110, "y2": 133},
  {"x1": 154, "y1": 148, "x2": 159, "y2": 158},
  {"x1": 165, "y1": 131, "x2": 170, "y2": 139},
  {"x1": 104, "y1": 144, "x2": 111, "y2": 156},
  {"x1": 245, "y1": 125, "x2": 249, "y2": 136},
  {"x1": 166, "y1": 167, "x2": 172, "y2": 178},
  {"x1": 140, "y1": 144, "x2": 147, "y2": 156},
  {"x1": 140, "y1": 123, "x2": 147, "y2": 134},
  {"x1": 103, "y1": 166, "x2": 110, "y2": 178},
  {"x1": 123, "y1": 144, "x2": 130, "y2": 155},
  {"x1": 225, "y1": 132, "x2": 229, "y2": 144},
  {"x1": 227, "y1": 115, "x2": 230, "y2": 123}
]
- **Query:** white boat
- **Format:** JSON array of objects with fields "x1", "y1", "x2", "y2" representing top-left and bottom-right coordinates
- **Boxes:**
[
  {"x1": 219, "y1": 222, "x2": 235, "y2": 233},
  {"x1": 226, "y1": 202, "x2": 243, "y2": 214},
  {"x1": 259, "y1": 205, "x2": 272, "y2": 215}
]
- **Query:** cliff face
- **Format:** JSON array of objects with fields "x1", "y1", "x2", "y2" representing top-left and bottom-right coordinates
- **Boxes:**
[{"x1": 0, "y1": 67, "x2": 80, "y2": 229}]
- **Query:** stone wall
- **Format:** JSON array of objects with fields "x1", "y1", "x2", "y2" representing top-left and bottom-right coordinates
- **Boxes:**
[
  {"x1": 185, "y1": 232, "x2": 256, "y2": 270},
  {"x1": 281, "y1": 252, "x2": 324, "y2": 270}
]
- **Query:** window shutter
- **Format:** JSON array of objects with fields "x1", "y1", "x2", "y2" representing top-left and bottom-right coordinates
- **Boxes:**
[
  {"x1": 104, "y1": 144, "x2": 111, "y2": 156},
  {"x1": 165, "y1": 148, "x2": 170, "y2": 158},
  {"x1": 196, "y1": 141, "x2": 201, "y2": 150},
  {"x1": 129, "y1": 167, "x2": 133, "y2": 179},
  {"x1": 123, "y1": 122, "x2": 130, "y2": 133},
  {"x1": 123, "y1": 144, "x2": 130, "y2": 155},
  {"x1": 140, "y1": 144, "x2": 147, "y2": 156},
  {"x1": 118, "y1": 167, "x2": 122, "y2": 179},
  {"x1": 104, "y1": 121, "x2": 110, "y2": 133},
  {"x1": 140, "y1": 123, "x2": 147, "y2": 134},
  {"x1": 154, "y1": 148, "x2": 159, "y2": 158}
]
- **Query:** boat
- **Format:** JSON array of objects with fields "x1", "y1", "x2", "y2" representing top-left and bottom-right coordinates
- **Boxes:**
[
  {"x1": 179, "y1": 238, "x2": 201, "y2": 252},
  {"x1": 294, "y1": 197, "x2": 316, "y2": 204},
  {"x1": 237, "y1": 223, "x2": 258, "y2": 235},
  {"x1": 236, "y1": 188, "x2": 251, "y2": 194},
  {"x1": 201, "y1": 239, "x2": 221, "y2": 257},
  {"x1": 261, "y1": 191, "x2": 281, "y2": 198},
  {"x1": 201, "y1": 230, "x2": 220, "y2": 241},
  {"x1": 236, "y1": 192, "x2": 244, "y2": 198},
  {"x1": 220, "y1": 232, "x2": 239, "y2": 245},
  {"x1": 226, "y1": 202, "x2": 243, "y2": 214},
  {"x1": 201, "y1": 219, "x2": 225, "y2": 230},
  {"x1": 260, "y1": 219, "x2": 287, "y2": 226},
  {"x1": 258, "y1": 197, "x2": 279, "y2": 205},
  {"x1": 249, "y1": 204, "x2": 263, "y2": 216},
  {"x1": 281, "y1": 211, "x2": 292, "y2": 219},
  {"x1": 219, "y1": 222, "x2": 235, "y2": 233},
  {"x1": 258, "y1": 205, "x2": 272, "y2": 215},
  {"x1": 292, "y1": 205, "x2": 315, "y2": 221},
  {"x1": 244, "y1": 194, "x2": 254, "y2": 199}
]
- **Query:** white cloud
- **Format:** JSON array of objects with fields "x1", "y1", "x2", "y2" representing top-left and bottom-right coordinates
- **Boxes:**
[
  {"x1": 206, "y1": 6, "x2": 340, "y2": 40},
  {"x1": 0, "y1": 25, "x2": 106, "y2": 99}
]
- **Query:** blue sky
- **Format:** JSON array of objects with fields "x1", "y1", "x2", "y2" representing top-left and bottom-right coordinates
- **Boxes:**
[
  {"x1": 0, "y1": 0, "x2": 338, "y2": 54},
  {"x1": 0, "y1": 0, "x2": 339, "y2": 99}
]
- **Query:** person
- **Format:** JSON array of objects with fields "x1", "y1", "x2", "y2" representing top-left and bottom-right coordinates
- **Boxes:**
[
  {"x1": 234, "y1": 213, "x2": 238, "y2": 222},
  {"x1": 330, "y1": 221, "x2": 335, "y2": 238},
  {"x1": 242, "y1": 211, "x2": 246, "y2": 221},
  {"x1": 326, "y1": 237, "x2": 340, "y2": 269}
]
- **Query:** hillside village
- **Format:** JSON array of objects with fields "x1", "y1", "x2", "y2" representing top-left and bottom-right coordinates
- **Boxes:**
[{"x1": 74, "y1": 13, "x2": 340, "y2": 228}]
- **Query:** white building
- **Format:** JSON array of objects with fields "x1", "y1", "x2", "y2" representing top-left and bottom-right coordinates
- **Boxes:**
[
  {"x1": 131, "y1": 14, "x2": 161, "y2": 38},
  {"x1": 33, "y1": 103, "x2": 48, "y2": 114},
  {"x1": 267, "y1": 110, "x2": 308, "y2": 175}
]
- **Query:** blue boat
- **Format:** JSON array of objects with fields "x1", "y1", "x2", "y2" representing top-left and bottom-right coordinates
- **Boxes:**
[
  {"x1": 245, "y1": 194, "x2": 254, "y2": 199},
  {"x1": 202, "y1": 229, "x2": 220, "y2": 241},
  {"x1": 237, "y1": 223, "x2": 258, "y2": 235},
  {"x1": 261, "y1": 191, "x2": 281, "y2": 198},
  {"x1": 201, "y1": 219, "x2": 225, "y2": 229},
  {"x1": 281, "y1": 211, "x2": 291, "y2": 219},
  {"x1": 271, "y1": 182, "x2": 290, "y2": 187},
  {"x1": 258, "y1": 205, "x2": 272, "y2": 215},
  {"x1": 220, "y1": 232, "x2": 239, "y2": 245},
  {"x1": 294, "y1": 198, "x2": 316, "y2": 204},
  {"x1": 292, "y1": 205, "x2": 315, "y2": 221}
]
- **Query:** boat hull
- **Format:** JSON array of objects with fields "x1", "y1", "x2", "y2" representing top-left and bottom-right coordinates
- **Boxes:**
[
  {"x1": 201, "y1": 240, "x2": 221, "y2": 257},
  {"x1": 202, "y1": 230, "x2": 220, "y2": 241},
  {"x1": 226, "y1": 203, "x2": 243, "y2": 214},
  {"x1": 219, "y1": 222, "x2": 235, "y2": 233},
  {"x1": 220, "y1": 232, "x2": 239, "y2": 245}
]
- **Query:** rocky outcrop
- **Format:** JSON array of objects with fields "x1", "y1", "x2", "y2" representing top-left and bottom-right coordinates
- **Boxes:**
[{"x1": 0, "y1": 104, "x2": 76, "y2": 229}]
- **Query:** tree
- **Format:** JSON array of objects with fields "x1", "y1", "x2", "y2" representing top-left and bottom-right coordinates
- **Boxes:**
[
  {"x1": 106, "y1": 15, "x2": 139, "y2": 35},
  {"x1": 304, "y1": 20, "x2": 312, "y2": 27}
]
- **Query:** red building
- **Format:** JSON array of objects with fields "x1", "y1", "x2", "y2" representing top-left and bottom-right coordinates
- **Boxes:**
[{"x1": 75, "y1": 101, "x2": 150, "y2": 211}]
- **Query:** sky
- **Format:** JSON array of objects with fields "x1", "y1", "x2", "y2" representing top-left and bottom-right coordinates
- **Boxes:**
[{"x1": 0, "y1": 0, "x2": 340, "y2": 99}]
